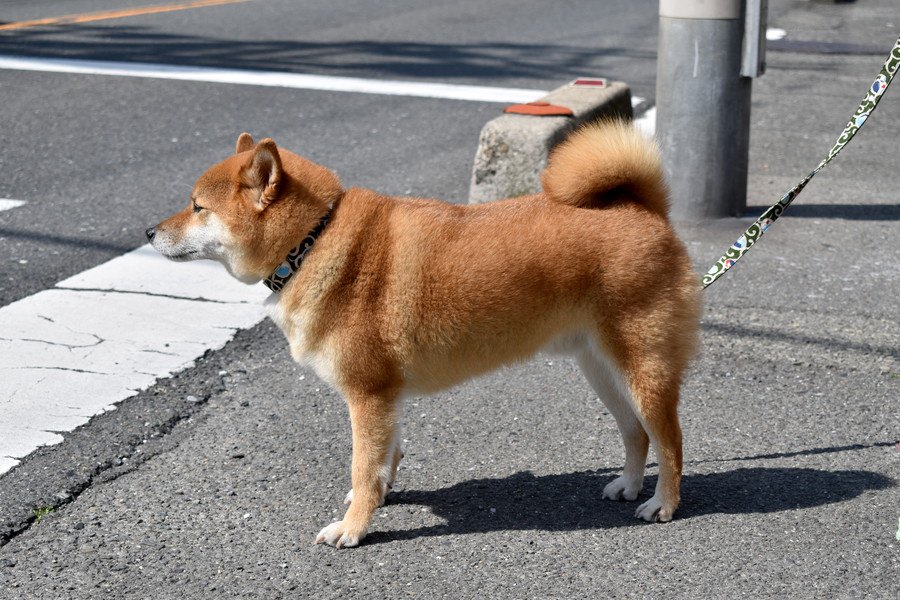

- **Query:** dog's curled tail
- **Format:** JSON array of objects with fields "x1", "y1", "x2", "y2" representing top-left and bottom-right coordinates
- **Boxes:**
[{"x1": 541, "y1": 120, "x2": 669, "y2": 217}]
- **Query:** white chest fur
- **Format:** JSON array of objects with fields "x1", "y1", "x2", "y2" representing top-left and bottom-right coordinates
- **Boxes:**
[{"x1": 264, "y1": 292, "x2": 339, "y2": 387}]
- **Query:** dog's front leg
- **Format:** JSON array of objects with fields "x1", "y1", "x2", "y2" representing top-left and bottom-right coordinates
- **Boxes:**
[
  {"x1": 343, "y1": 430, "x2": 402, "y2": 506},
  {"x1": 315, "y1": 390, "x2": 399, "y2": 548}
]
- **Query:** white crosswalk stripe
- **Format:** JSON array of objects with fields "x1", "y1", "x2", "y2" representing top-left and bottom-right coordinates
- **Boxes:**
[{"x1": 0, "y1": 245, "x2": 267, "y2": 474}]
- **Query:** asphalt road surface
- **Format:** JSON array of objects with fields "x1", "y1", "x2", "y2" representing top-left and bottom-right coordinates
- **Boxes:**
[{"x1": 1, "y1": 0, "x2": 898, "y2": 598}]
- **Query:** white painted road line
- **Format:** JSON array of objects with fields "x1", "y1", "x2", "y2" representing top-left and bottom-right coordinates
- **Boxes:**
[
  {"x1": 0, "y1": 199, "x2": 27, "y2": 212},
  {"x1": 634, "y1": 106, "x2": 656, "y2": 138},
  {"x1": 0, "y1": 55, "x2": 654, "y2": 110},
  {"x1": 0, "y1": 55, "x2": 548, "y2": 104},
  {"x1": 0, "y1": 246, "x2": 268, "y2": 475}
]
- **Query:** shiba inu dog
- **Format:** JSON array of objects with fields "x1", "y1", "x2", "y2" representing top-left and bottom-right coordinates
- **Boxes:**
[{"x1": 147, "y1": 120, "x2": 701, "y2": 548}]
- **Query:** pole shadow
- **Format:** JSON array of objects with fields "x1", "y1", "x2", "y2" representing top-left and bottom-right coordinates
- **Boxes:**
[{"x1": 745, "y1": 203, "x2": 900, "y2": 221}]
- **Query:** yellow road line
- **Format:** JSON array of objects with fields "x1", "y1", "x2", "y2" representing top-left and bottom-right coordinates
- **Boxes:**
[{"x1": 0, "y1": 0, "x2": 250, "y2": 31}]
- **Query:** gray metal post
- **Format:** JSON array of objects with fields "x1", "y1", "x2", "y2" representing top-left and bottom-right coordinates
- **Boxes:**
[{"x1": 656, "y1": 0, "x2": 761, "y2": 219}]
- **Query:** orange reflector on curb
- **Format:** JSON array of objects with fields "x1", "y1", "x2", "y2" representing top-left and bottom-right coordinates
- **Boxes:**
[
  {"x1": 503, "y1": 101, "x2": 574, "y2": 116},
  {"x1": 571, "y1": 77, "x2": 607, "y2": 87}
]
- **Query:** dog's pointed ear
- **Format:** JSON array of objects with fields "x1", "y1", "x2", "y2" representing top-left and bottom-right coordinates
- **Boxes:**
[
  {"x1": 235, "y1": 132, "x2": 255, "y2": 154},
  {"x1": 242, "y1": 138, "x2": 283, "y2": 209}
]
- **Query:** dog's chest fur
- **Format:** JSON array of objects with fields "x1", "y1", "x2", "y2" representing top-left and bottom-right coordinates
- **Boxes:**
[{"x1": 264, "y1": 292, "x2": 340, "y2": 388}]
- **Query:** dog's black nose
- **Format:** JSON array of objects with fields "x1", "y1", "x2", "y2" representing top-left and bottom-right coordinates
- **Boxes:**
[{"x1": 145, "y1": 226, "x2": 156, "y2": 241}]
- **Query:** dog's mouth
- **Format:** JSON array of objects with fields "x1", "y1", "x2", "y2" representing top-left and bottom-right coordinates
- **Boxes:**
[{"x1": 168, "y1": 250, "x2": 200, "y2": 261}]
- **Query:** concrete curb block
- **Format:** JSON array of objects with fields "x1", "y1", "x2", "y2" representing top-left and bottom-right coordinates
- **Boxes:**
[{"x1": 468, "y1": 80, "x2": 632, "y2": 204}]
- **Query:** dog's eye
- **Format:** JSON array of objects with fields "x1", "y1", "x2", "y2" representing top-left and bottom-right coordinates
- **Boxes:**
[{"x1": 192, "y1": 203, "x2": 205, "y2": 214}]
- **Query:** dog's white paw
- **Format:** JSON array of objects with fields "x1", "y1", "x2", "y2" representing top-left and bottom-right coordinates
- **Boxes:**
[
  {"x1": 634, "y1": 495, "x2": 674, "y2": 522},
  {"x1": 314, "y1": 520, "x2": 365, "y2": 549},
  {"x1": 602, "y1": 475, "x2": 642, "y2": 501}
]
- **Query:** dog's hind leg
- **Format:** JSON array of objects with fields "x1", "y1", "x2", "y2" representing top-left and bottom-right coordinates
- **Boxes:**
[
  {"x1": 316, "y1": 390, "x2": 400, "y2": 548},
  {"x1": 591, "y1": 267, "x2": 697, "y2": 522},
  {"x1": 629, "y1": 373, "x2": 683, "y2": 523},
  {"x1": 576, "y1": 346, "x2": 649, "y2": 502},
  {"x1": 386, "y1": 430, "x2": 404, "y2": 491}
]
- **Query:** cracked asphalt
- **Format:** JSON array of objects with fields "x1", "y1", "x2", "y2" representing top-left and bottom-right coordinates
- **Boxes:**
[{"x1": 1, "y1": 0, "x2": 898, "y2": 597}]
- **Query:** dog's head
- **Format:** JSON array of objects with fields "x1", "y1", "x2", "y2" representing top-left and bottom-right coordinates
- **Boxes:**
[{"x1": 147, "y1": 133, "x2": 342, "y2": 283}]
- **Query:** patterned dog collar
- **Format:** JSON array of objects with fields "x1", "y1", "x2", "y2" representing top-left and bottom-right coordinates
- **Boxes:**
[{"x1": 263, "y1": 210, "x2": 331, "y2": 292}]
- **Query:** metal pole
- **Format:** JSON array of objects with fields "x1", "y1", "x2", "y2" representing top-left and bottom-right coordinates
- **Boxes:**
[{"x1": 656, "y1": 0, "x2": 762, "y2": 219}]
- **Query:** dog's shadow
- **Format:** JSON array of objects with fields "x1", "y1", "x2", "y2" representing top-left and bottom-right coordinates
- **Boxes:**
[{"x1": 366, "y1": 456, "x2": 894, "y2": 544}]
